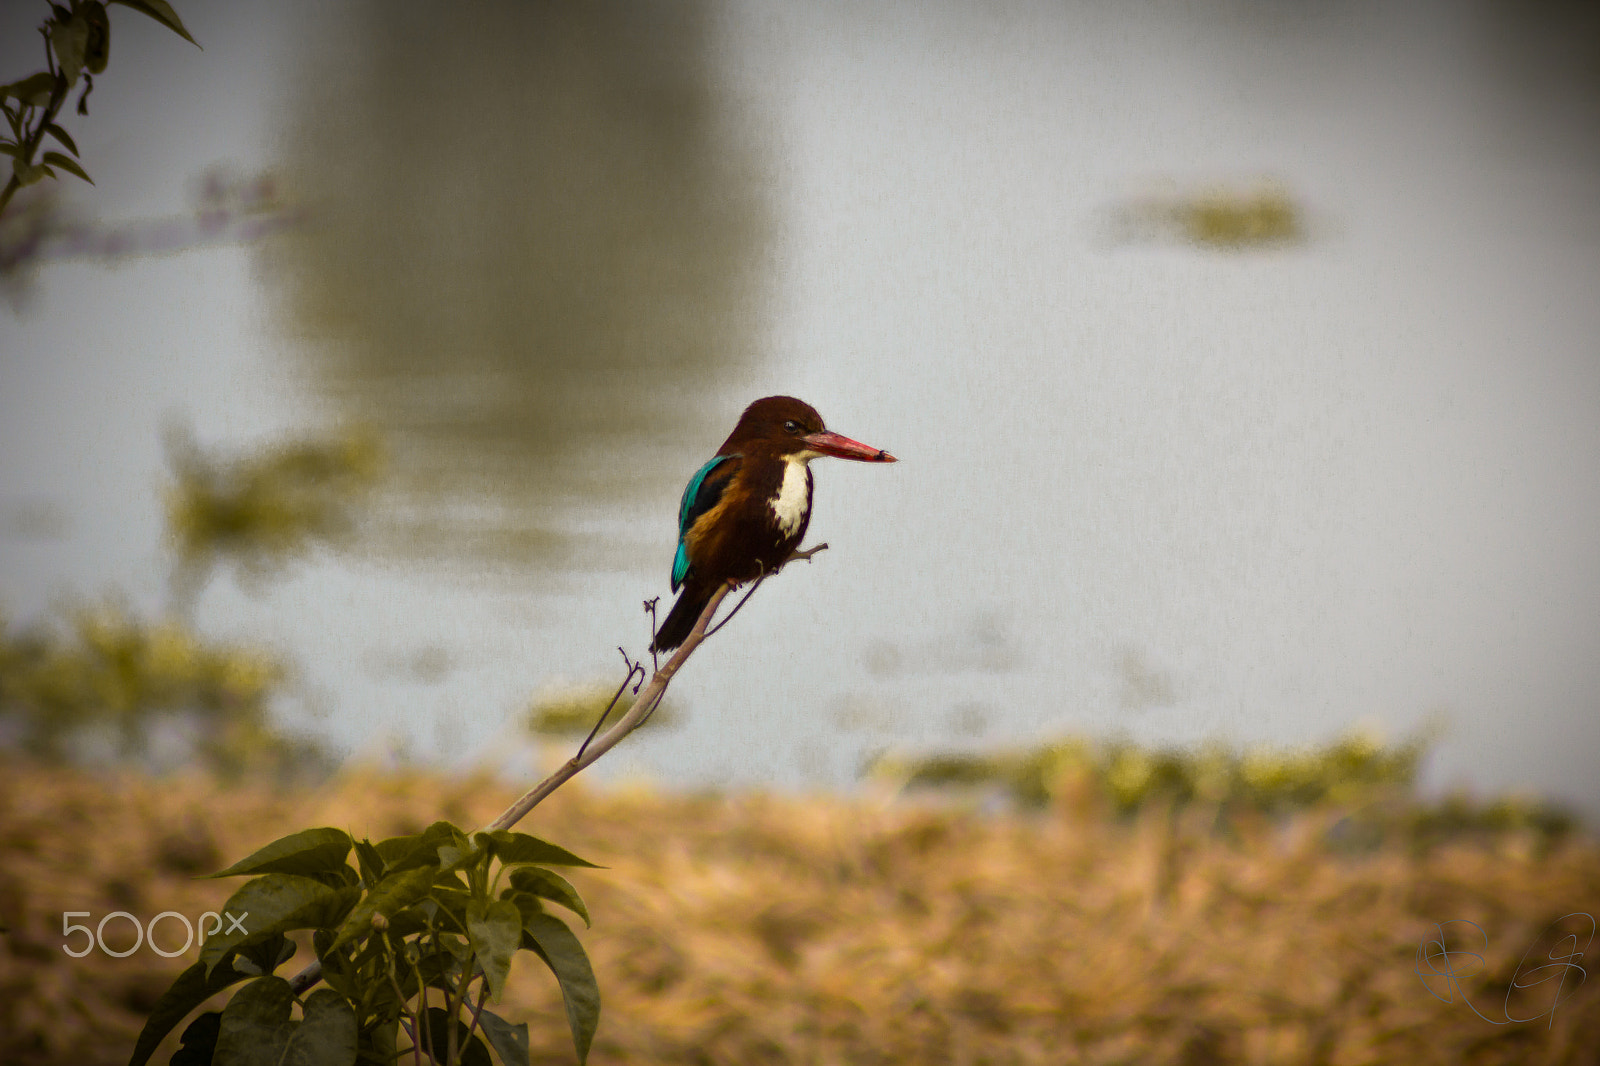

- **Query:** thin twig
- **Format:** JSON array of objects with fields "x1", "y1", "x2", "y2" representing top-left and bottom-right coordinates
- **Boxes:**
[
  {"x1": 482, "y1": 582, "x2": 731, "y2": 833},
  {"x1": 704, "y1": 576, "x2": 765, "y2": 639},
  {"x1": 574, "y1": 649, "x2": 642, "y2": 762}
]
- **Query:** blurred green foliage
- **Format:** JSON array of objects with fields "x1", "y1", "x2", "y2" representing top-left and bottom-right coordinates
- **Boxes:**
[
  {"x1": 865, "y1": 727, "x2": 1577, "y2": 849},
  {"x1": 0, "y1": 601, "x2": 327, "y2": 778},
  {"x1": 525, "y1": 684, "x2": 677, "y2": 738},
  {"x1": 164, "y1": 425, "x2": 383, "y2": 608},
  {"x1": 1114, "y1": 181, "x2": 1306, "y2": 249}
]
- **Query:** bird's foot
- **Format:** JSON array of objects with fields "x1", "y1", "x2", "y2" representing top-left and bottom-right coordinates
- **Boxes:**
[{"x1": 784, "y1": 542, "x2": 830, "y2": 566}]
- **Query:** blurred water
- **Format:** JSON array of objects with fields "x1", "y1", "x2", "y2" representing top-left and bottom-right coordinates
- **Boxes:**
[{"x1": 2, "y1": 0, "x2": 1598, "y2": 814}]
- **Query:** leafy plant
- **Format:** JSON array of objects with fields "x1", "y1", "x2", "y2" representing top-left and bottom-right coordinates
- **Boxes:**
[
  {"x1": 1, "y1": 1, "x2": 198, "y2": 217},
  {"x1": 0, "y1": 600, "x2": 325, "y2": 777},
  {"x1": 130, "y1": 824, "x2": 601, "y2": 1066}
]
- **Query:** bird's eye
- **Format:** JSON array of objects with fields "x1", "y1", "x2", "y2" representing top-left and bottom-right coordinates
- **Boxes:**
[{"x1": 783, "y1": 420, "x2": 801, "y2": 434}]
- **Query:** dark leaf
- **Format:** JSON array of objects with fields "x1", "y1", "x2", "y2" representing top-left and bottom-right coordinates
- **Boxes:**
[
  {"x1": 209, "y1": 827, "x2": 353, "y2": 879},
  {"x1": 201, "y1": 875, "x2": 360, "y2": 976},
  {"x1": 0, "y1": 72, "x2": 56, "y2": 107},
  {"x1": 281, "y1": 989, "x2": 358, "y2": 1066},
  {"x1": 214, "y1": 976, "x2": 295, "y2": 1066},
  {"x1": 466, "y1": 899, "x2": 522, "y2": 1002},
  {"x1": 507, "y1": 867, "x2": 590, "y2": 927},
  {"x1": 126, "y1": 959, "x2": 250, "y2": 1066},
  {"x1": 477, "y1": 830, "x2": 600, "y2": 868},
  {"x1": 237, "y1": 932, "x2": 296, "y2": 976},
  {"x1": 107, "y1": 0, "x2": 199, "y2": 46},
  {"x1": 169, "y1": 1011, "x2": 222, "y2": 1066},
  {"x1": 523, "y1": 913, "x2": 599, "y2": 1064},
  {"x1": 44, "y1": 121, "x2": 78, "y2": 155},
  {"x1": 52, "y1": 13, "x2": 89, "y2": 87},
  {"x1": 477, "y1": 1010, "x2": 530, "y2": 1066},
  {"x1": 83, "y1": 1, "x2": 110, "y2": 74},
  {"x1": 352, "y1": 838, "x2": 384, "y2": 884},
  {"x1": 42, "y1": 150, "x2": 91, "y2": 184},
  {"x1": 422, "y1": 1008, "x2": 493, "y2": 1066}
]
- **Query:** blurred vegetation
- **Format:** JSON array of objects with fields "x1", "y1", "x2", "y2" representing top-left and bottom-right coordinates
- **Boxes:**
[
  {"x1": 1111, "y1": 180, "x2": 1306, "y2": 249},
  {"x1": 0, "y1": 601, "x2": 328, "y2": 779},
  {"x1": 265, "y1": 0, "x2": 771, "y2": 570},
  {"x1": 865, "y1": 727, "x2": 1579, "y2": 851},
  {"x1": 0, "y1": 426, "x2": 384, "y2": 778},
  {"x1": 163, "y1": 424, "x2": 383, "y2": 614},
  {"x1": 5, "y1": 764, "x2": 1596, "y2": 1065},
  {"x1": 1, "y1": 167, "x2": 307, "y2": 309},
  {"x1": 525, "y1": 683, "x2": 678, "y2": 739}
]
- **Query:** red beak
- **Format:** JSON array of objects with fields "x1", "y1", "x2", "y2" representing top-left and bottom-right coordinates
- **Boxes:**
[{"x1": 803, "y1": 430, "x2": 897, "y2": 463}]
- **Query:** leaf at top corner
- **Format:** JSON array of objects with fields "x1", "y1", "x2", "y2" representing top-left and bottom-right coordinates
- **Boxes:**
[
  {"x1": 41, "y1": 151, "x2": 91, "y2": 184},
  {"x1": 108, "y1": 0, "x2": 199, "y2": 47},
  {"x1": 476, "y1": 830, "x2": 601, "y2": 868},
  {"x1": 208, "y1": 827, "x2": 353, "y2": 879}
]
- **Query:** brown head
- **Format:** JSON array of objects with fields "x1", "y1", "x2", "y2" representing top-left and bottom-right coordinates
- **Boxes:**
[{"x1": 718, "y1": 396, "x2": 897, "y2": 463}]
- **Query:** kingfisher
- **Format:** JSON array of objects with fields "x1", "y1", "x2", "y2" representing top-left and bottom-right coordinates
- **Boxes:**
[{"x1": 651, "y1": 396, "x2": 897, "y2": 652}]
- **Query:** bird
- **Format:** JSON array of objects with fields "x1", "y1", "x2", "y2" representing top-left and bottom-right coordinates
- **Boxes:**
[{"x1": 650, "y1": 396, "x2": 897, "y2": 653}]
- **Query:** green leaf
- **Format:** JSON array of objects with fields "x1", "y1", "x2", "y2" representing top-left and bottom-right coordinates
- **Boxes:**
[
  {"x1": 210, "y1": 827, "x2": 353, "y2": 879},
  {"x1": 215, "y1": 976, "x2": 295, "y2": 1065},
  {"x1": 523, "y1": 913, "x2": 599, "y2": 1064},
  {"x1": 421, "y1": 1008, "x2": 493, "y2": 1066},
  {"x1": 170, "y1": 1012, "x2": 222, "y2": 1066},
  {"x1": 0, "y1": 72, "x2": 56, "y2": 107},
  {"x1": 200, "y1": 875, "x2": 360, "y2": 976},
  {"x1": 507, "y1": 867, "x2": 590, "y2": 927},
  {"x1": 477, "y1": 830, "x2": 601, "y2": 868},
  {"x1": 108, "y1": 0, "x2": 199, "y2": 47},
  {"x1": 379, "y1": 821, "x2": 467, "y2": 873},
  {"x1": 125, "y1": 959, "x2": 252, "y2": 1066},
  {"x1": 466, "y1": 899, "x2": 522, "y2": 1002},
  {"x1": 331, "y1": 864, "x2": 438, "y2": 950},
  {"x1": 44, "y1": 122, "x2": 78, "y2": 155},
  {"x1": 41, "y1": 151, "x2": 91, "y2": 184},
  {"x1": 52, "y1": 13, "x2": 89, "y2": 87},
  {"x1": 0, "y1": 142, "x2": 19, "y2": 159},
  {"x1": 476, "y1": 1010, "x2": 530, "y2": 1066},
  {"x1": 281, "y1": 989, "x2": 357, "y2": 1066},
  {"x1": 352, "y1": 838, "x2": 385, "y2": 884}
]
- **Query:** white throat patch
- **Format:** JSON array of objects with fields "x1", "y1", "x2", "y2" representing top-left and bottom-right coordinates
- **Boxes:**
[{"x1": 770, "y1": 457, "x2": 812, "y2": 536}]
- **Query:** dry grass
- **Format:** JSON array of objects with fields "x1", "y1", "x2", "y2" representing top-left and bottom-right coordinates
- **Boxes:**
[{"x1": 1, "y1": 759, "x2": 1596, "y2": 1065}]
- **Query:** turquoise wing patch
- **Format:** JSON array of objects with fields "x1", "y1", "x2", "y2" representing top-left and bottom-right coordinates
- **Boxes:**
[{"x1": 672, "y1": 454, "x2": 737, "y2": 591}]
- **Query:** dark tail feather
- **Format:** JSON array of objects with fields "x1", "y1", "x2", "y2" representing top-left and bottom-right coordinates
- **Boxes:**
[{"x1": 652, "y1": 586, "x2": 712, "y2": 653}]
